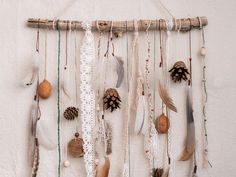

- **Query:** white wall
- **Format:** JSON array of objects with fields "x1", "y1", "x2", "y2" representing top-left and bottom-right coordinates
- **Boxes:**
[{"x1": 0, "y1": 0, "x2": 236, "y2": 177}]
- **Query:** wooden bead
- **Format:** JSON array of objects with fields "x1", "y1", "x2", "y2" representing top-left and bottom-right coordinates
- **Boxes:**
[
  {"x1": 63, "y1": 160, "x2": 70, "y2": 167},
  {"x1": 200, "y1": 47, "x2": 206, "y2": 57},
  {"x1": 37, "y1": 79, "x2": 52, "y2": 99}
]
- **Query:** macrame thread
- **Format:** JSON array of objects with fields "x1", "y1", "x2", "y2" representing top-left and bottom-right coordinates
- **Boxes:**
[
  {"x1": 197, "y1": 17, "x2": 212, "y2": 169},
  {"x1": 56, "y1": 20, "x2": 62, "y2": 177}
]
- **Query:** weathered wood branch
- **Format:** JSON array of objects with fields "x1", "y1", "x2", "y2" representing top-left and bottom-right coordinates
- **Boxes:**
[{"x1": 27, "y1": 16, "x2": 207, "y2": 33}]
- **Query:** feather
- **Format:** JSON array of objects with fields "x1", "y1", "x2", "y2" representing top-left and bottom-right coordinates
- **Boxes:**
[
  {"x1": 158, "y1": 81, "x2": 177, "y2": 113},
  {"x1": 31, "y1": 138, "x2": 39, "y2": 177},
  {"x1": 134, "y1": 95, "x2": 146, "y2": 134},
  {"x1": 180, "y1": 86, "x2": 195, "y2": 161},
  {"x1": 92, "y1": 58, "x2": 105, "y2": 90},
  {"x1": 115, "y1": 56, "x2": 124, "y2": 88},
  {"x1": 61, "y1": 68, "x2": 71, "y2": 98},
  {"x1": 28, "y1": 100, "x2": 38, "y2": 165},
  {"x1": 36, "y1": 121, "x2": 57, "y2": 150},
  {"x1": 104, "y1": 122, "x2": 112, "y2": 155},
  {"x1": 96, "y1": 156, "x2": 110, "y2": 177},
  {"x1": 22, "y1": 52, "x2": 40, "y2": 87}
]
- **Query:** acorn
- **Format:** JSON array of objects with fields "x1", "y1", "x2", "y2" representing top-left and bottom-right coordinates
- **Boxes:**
[
  {"x1": 37, "y1": 79, "x2": 52, "y2": 99},
  {"x1": 67, "y1": 132, "x2": 84, "y2": 158},
  {"x1": 155, "y1": 113, "x2": 170, "y2": 134}
]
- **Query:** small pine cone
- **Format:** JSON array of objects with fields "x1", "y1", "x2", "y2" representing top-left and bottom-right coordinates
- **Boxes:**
[
  {"x1": 103, "y1": 88, "x2": 121, "y2": 112},
  {"x1": 169, "y1": 61, "x2": 189, "y2": 83},
  {"x1": 63, "y1": 107, "x2": 79, "y2": 120}
]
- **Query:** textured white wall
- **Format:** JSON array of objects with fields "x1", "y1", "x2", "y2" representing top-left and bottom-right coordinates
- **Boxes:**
[{"x1": 0, "y1": 0, "x2": 236, "y2": 177}]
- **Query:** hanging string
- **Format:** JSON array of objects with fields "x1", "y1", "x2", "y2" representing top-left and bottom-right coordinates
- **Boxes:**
[
  {"x1": 36, "y1": 19, "x2": 40, "y2": 52},
  {"x1": 104, "y1": 21, "x2": 113, "y2": 57},
  {"x1": 44, "y1": 27, "x2": 48, "y2": 79},
  {"x1": 153, "y1": 19, "x2": 157, "y2": 169},
  {"x1": 188, "y1": 18, "x2": 192, "y2": 86},
  {"x1": 125, "y1": 21, "x2": 130, "y2": 175},
  {"x1": 197, "y1": 17, "x2": 212, "y2": 168},
  {"x1": 56, "y1": 19, "x2": 61, "y2": 177},
  {"x1": 96, "y1": 20, "x2": 103, "y2": 59},
  {"x1": 65, "y1": 21, "x2": 69, "y2": 70},
  {"x1": 159, "y1": 19, "x2": 163, "y2": 68}
]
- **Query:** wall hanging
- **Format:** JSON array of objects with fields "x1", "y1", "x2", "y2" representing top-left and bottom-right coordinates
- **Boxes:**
[{"x1": 25, "y1": 6, "x2": 209, "y2": 177}]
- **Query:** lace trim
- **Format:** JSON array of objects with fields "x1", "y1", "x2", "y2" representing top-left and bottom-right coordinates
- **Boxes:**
[{"x1": 80, "y1": 21, "x2": 96, "y2": 177}]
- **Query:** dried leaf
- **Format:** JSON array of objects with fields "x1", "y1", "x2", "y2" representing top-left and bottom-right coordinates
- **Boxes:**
[
  {"x1": 96, "y1": 156, "x2": 110, "y2": 177},
  {"x1": 180, "y1": 86, "x2": 195, "y2": 161},
  {"x1": 158, "y1": 81, "x2": 177, "y2": 112},
  {"x1": 115, "y1": 56, "x2": 124, "y2": 88}
]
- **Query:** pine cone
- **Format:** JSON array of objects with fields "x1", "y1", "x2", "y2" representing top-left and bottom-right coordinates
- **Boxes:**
[
  {"x1": 63, "y1": 107, "x2": 79, "y2": 120},
  {"x1": 103, "y1": 88, "x2": 121, "y2": 112},
  {"x1": 169, "y1": 61, "x2": 189, "y2": 83}
]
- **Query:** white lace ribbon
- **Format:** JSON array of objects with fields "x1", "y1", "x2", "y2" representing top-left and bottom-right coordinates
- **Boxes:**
[{"x1": 80, "y1": 21, "x2": 96, "y2": 177}]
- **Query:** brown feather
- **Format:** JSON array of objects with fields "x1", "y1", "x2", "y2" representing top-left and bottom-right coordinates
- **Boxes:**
[
  {"x1": 179, "y1": 147, "x2": 195, "y2": 161},
  {"x1": 180, "y1": 86, "x2": 195, "y2": 161},
  {"x1": 96, "y1": 156, "x2": 110, "y2": 177},
  {"x1": 31, "y1": 138, "x2": 39, "y2": 177},
  {"x1": 158, "y1": 81, "x2": 177, "y2": 113}
]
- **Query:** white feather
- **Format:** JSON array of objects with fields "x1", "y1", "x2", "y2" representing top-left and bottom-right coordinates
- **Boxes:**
[
  {"x1": 134, "y1": 96, "x2": 145, "y2": 134},
  {"x1": 22, "y1": 52, "x2": 40, "y2": 87},
  {"x1": 61, "y1": 68, "x2": 71, "y2": 98},
  {"x1": 36, "y1": 120, "x2": 57, "y2": 150},
  {"x1": 141, "y1": 96, "x2": 149, "y2": 135}
]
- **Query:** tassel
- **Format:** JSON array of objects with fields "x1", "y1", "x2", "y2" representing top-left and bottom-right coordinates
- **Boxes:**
[
  {"x1": 96, "y1": 156, "x2": 110, "y2": 177},
  {"x1": 158, "y1": 81, "x2": 177, "y2": 113},
  {"x1": 31, "y1": 138, "x2": 39, "y2": 177},
  {"x1": 115, "y1": 56, "x2": 124, "y2": 88},
  {"x1": 180, "y1": 86, "x2": 195, "y2": 161}
]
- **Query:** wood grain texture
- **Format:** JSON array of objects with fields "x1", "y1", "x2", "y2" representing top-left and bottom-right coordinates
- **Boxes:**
[{"x1": 27, "y1": 16, "x2": 207, "y2": 32}]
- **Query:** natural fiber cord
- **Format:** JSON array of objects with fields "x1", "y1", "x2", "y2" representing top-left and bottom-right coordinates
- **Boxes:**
[{"x1": 57, "y1": 21, "x2": 61, "y2": 177}]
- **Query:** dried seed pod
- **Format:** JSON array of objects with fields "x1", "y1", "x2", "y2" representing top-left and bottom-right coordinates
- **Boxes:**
[
  {"x1": 37, "y1": 79, "x2": 52, "y2": 99},
  {"x1": 169, "y1": 61, "x2": 189, "y2": 83},
  {"x1": 67, "y1": 132, "x2": 84, "y2": 158},
  {"x1": 103, "y1": 88, "x2": 121, "y2": 112},
  {"x1": 155, "y1": 113, "x2": 170, "y2": 134},
  {"x1": 63, "y1": 107, "x2": 79, "y2": 120}
]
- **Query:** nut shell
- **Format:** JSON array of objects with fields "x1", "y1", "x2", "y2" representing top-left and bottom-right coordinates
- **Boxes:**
[
  {"x1": 37, "y1": 80, "x2": 52, "y2": 99},
  {"x1": 68, "y1": 138, "x2": 84, "y2": 158},
  {"x1": 155, "y1": 113, "x2": 170, "y2": 134}
]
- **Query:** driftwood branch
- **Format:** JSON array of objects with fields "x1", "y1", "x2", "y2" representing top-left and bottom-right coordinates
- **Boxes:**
[{"x1": 27, "y1": 16, "x2": 208, "y2": 33}]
